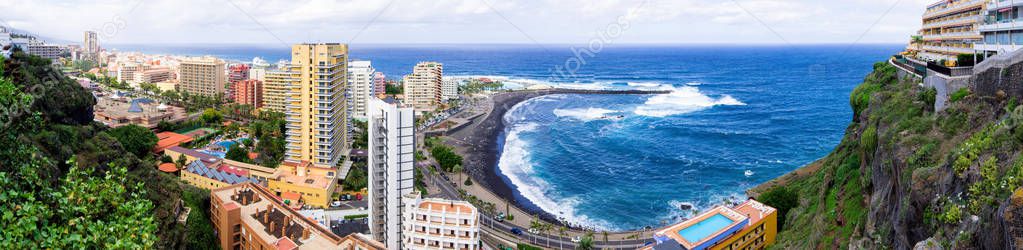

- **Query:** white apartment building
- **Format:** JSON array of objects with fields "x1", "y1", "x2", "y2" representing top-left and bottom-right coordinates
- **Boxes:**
[
  {"x1": 26, "y1": 43, "x2": 64, "y2": 61},
  {"x1": 367, "y1": 98, "x2": 416, "y2": 250},
  {"x1": 178, "y1": 56, "x2": 226, "y2": 97},
  {"x1": 917, "y1": 0, "x2": 985, "y2": 63},
  {"x1": 441, "y1": 79, "x2": 458, "y2": 101},
  {"x1": 249, "y1": 57, "x2": 270, "y2": 81},
  {"x1": 132, "y1": 66, "x2": 173, "y2": 86},
  {"x1": 83, "y1": 31, "x2": 98, "y2": 60},
  {"x1": 976, "y1": 0, "x2": 1023, "y2": 57},
  {"x1": 117, "y1": 62, "x2": 152, "y2": 84},
  {"x1": 401, "y1": 191, "x2": 480, "y2": 250},
  {"x1": 402, "y1": 62, "x2": 444, "y2": 111},
  {"x1": 348, "y1": 60, "x2": 376, "y2": 120}
]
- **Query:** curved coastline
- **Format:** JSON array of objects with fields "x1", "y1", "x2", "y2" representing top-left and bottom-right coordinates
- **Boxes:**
[{"x1": 446, "y1": 88, "x2": 670, "y2": 228}]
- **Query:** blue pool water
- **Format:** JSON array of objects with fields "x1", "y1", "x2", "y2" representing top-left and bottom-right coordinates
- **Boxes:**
[
  {"x1": 111, "y1": 44, "x2": 903, "y2": 230},
  {"x1": 216, "y1": 140, "x2": 238, "y2": 149},
  {"x1": 678, "y1": 214, "x2": 736, "y2": 244}
]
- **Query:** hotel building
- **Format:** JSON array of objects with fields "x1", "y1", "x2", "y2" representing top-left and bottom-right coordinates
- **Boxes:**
[
  {"x1": 975, "y1": 0, "x2": 1023, "y2": 56},
  {"x1": 83, "y1": 31, "x2": 98, "y2": 55},
  {"x1": 401, "y1": 191, "x2": 480, "y2": 250},
  {"x1": 373, "y1": 72, "x2": 386, "y2": 96},
  {"x1": 402, "y1": 62, "x2": 444, "y2": 111},
  {"x1": 25, "y1": 43, "x2": 64, "y2": 61},
  {"x1": 918, "y1": 0, "x2": 987, "y2": 63},
  {"x1": 179, "y1": 56, "x2": 226, "y2": 97},
  {"x1": 282, "y1": 43, "x2": 350, "y2": 168},
  {"x1": 117, "y1": 62, "x2": 151, "y2": 85},
  {"x1": 228, "y1": 64, "x2": 251, "y2": 100},
  {"x1": 262, "y1": 67, "x2": 300, "y2": 113},
  {"x1": 644, "y1": 199, "x2": 777, "y2": 250},
  {"x1": 210, "y1": 182, "x2": 386, "y2": 250},
  {"x1": 367, "y1": 98, "x2": 416, "y2": 250},
  {"x1": 234, "y1": 79, "x2": 264, "y2": 108},
  {"x1": 349, "y1": 60, "x2": 376, "y2": 120},
  {"x1": 133, "y1": 66, "x2": 174, "y2": 86},
  {"x1": 441, "y1": 79, "x2": 458, "y2": 101}
]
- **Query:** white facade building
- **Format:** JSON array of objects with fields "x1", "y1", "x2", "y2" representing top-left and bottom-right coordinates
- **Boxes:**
[
  {"x1": 26, "y1": 43, "x2": 64, "y2": 61},
  {"x1": 441, "y1": 79, "x2": 458, "y2": 101},
  {"x1": 401, "y1": 191, "x2": 480, "y2": 250},
  {"x1": 367, "y1": 98, "x2": 416, "y2": 250},
  {"x1": 348, "y1": 60, "x2": 375, "y2": 120},
  {"x1": 402, "y1": 62, "x2": 443, "y2": 111}
]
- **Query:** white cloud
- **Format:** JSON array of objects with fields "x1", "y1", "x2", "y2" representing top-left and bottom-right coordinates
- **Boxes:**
[{"x1": 0, "y1": 0, "x2": 931, "y2": 44}]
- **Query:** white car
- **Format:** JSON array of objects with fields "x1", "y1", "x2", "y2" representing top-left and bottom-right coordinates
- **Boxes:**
[
  {"x1": 571, "y1": 236, "x2": 581, "y2": 243},
  {"x1": 331, "y1": 201, "x2": 342, "y2": 207}
]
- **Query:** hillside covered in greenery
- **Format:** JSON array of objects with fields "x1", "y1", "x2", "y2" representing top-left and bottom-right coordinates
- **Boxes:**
[
  {"x1": 0, "y1": 51, "x2": 211, "y2": 248},
  {"x1": 754, "y1": 62, "x2": 1023, "y2": 249}
]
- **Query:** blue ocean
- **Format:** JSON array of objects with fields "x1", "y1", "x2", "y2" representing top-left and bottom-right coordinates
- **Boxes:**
[{"x1": 113, "y1": 43, "x2": 902, "y2": 230}]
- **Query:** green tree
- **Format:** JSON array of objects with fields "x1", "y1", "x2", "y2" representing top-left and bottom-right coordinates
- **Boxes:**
[
  {"x1": 201, "y1": 108, "x2": 223, "y2": 124},
  {"x1": 758, "y1": 185, "x2": 799, "y2": 230},
  {"x1": 453, "y1": 164, "x2": 464, "y2": 187},
  {"x1": 107, "y1": 124, "x2": 158, "y2": 157},
  {"x1": 576, "y1": 232, "x2": 594, "y2": 250},
  {"x1": 225, "y1": 144, "x2": 250, "y2": 163},
  {"x1": 176, "y1": 154, "x2": 188, "y2": 168}
]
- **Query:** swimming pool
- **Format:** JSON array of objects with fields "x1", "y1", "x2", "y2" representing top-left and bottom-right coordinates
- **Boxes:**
[{"x1": 677, "y1": 214, "x2": 735, "y2": 244}]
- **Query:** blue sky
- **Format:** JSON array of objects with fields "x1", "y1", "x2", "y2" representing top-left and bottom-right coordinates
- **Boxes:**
[{"x1": 2, "y1": 0, "x2": 933, "y2": 44}]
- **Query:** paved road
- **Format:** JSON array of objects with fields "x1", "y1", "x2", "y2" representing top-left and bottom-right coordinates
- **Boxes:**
[{"x1": 419, "y1": 166, "x2": 653, "y2": 249}]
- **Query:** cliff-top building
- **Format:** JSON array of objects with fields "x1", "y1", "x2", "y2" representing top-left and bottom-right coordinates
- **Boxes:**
[
  {"x1": 976, "y1": 0, "x2": 1023, "y2": 57},
  {"x1": 917, "y1": 0, "x2": 986, "y2": 64},
  {"x1": 643, "y1": 199, "x2": 777, "y2": 250}
]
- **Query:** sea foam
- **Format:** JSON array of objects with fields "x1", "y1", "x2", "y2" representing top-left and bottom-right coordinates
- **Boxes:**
[
  {"x1": 552, "y1": 108, "x2": 619, "y2": 122},
  {"x1": 634, "y1": 86, "x2": 745, "y2": 117}
]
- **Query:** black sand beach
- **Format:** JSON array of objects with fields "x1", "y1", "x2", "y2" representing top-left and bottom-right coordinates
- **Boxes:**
[{"x1": 445, "y1": 88, "x2": 669, "y2": 223}]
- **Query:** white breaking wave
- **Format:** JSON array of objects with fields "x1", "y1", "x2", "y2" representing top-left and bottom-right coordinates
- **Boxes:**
[
  {"x1": 552, "y1": 108, "x2": 619, "y2": 122},
  {"x1": 499, "y1": 102, "x2": 617, "y2": 231},
  {"x1": 634, "y1": 86, "x2": 745, "y2": 117}
]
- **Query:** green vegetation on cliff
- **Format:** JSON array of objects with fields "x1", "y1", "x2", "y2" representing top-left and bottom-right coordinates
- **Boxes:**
[
  {"x1": 0, "y1": 50, "x2": 213, "y2": 248},
  {"x1": 755, "y1": 61, "x2": 1023, "y2": 249}
]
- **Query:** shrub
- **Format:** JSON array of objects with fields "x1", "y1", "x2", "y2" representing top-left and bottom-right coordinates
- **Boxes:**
[
  {"x1": 517, "y1": 243, "x2": 543, "y2": 250},
  {"x1": 861, "y1": 124, "x2": 878, "y2": 156},
  {"x1": 106, "y1": 124, "x2": 158, "y2": 157},
  {"x1": 758, "y1": 186, "x2": 799, "y2": 230},
  {"x1": 464, "y1": 177, "x2": 473, "y2": 186},
  {"x1": 919, "y1": 87, "x2": 937, "y2": 110},
  {"x1": 950, "y1": 88, "x2": 970, "y2": 103},
  {"x1": 344, "y1": 214, "x2": 369, "y2": 220}
]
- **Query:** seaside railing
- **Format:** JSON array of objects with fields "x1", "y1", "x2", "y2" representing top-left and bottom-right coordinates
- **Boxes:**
[{"x1": 927, "y1": 62, "x2": 973, "y2": 78}]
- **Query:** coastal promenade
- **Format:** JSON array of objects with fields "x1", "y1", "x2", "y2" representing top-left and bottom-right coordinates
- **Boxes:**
[{"x1": 421, "y1": 88, "x2": 675, "y2": 248}]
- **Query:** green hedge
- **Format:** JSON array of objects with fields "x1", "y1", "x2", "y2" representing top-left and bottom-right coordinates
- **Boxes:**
[
  {"x1": 344, "y1": 214, "x2": 369, "y2": 220},
  {"x1": 517, "y1": 243, "x2": 542, "y2": 250}
]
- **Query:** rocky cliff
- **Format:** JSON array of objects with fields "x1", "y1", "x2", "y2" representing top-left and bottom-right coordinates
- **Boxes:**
[{"x1": 752, "y1": 61, "x2": 1023, "y2": 249}]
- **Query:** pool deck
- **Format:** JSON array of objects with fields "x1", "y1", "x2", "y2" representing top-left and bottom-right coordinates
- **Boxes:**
[{"x1": 658, "y1": 206, "x2": 748, "y2": 250}]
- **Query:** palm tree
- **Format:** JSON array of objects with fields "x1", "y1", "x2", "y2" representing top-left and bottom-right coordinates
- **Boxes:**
[
  {"x1": 452, "y1": 164, "x2": 463, "y2": 188},
  {"x1": 558, "y1": 226, "x2": 567, "y2": 250},
  {"x1": 602, "y1": 231, "x2": 609, "y2": 248},
  {"x1": 576, "y1": 232, "x2": 594, "y2": 250}
]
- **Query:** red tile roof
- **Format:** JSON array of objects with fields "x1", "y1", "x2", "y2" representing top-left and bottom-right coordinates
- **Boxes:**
[
  {"x1": 281, "y1": 192, "x2": 301, "y2": 201},
  {"x1": 153, "y1": 132, "x2": 193, "y2": 153}
]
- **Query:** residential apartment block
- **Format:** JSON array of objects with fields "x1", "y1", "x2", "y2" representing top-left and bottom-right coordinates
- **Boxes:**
[
  {"x1": 262, "y1": 67, "x2": 299, "y2": 113},
  {"x1": 367, "y1": 98, "x2": 416, "y2": 250},
  {"x1": 348, "y1": 60, "x2": 375, "y2": 120},
  {"x1": 178, "y1": 56, "x2": 226, "y2": 97},
  {"x1": 282, "y1": 43, "x2": 350, "y2": 168},
  {"x1": 210, "y1": 183, "x2": 385, "y2": 250},
  {"x1": 918, "y1": 0, "x2": 986, "y2": 63},
  {"x1": 401, "y1": 191, "x2": 480, "y2": 250},
  {"x1": 233, "y1": 79, "x2": 263, "y2": 108},
  {"x1": 402, "y1": 62, "x2": 444, "y2": 111},
  {"x1": 976, "y1": 0, "x2": 1023, "y2": 56}
]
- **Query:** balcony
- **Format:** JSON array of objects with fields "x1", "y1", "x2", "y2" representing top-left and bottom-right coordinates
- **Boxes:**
[
  {"x1": 988, "y1": 0, "x2": 1023, "y2": 10},
  {"x1": 922, "y1": 45, "x2": 975, "y2": 54},
  {"x1": 979, "y1": 18, "x2": 1023, "y2": 32},
  {"x1": 923, "y1": 15, "x2": 982, "y2": 29},
  {"x1": 921, "y1": 31, "x2": 982, "y2": 40},
  {"x1": 923, "y1": 0, "x2": 985, "y2": 19},
  {"x1": 974, "y1": 43, "x2": 1023, "y2": 53}
]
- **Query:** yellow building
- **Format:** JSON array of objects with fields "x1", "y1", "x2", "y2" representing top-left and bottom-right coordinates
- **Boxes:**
[
  {"x1": 266, "y1": 160, "x2": 340, "y2": 209},
  {"x1": 178, "y1": 56, "x2": 226, "y2": 97},
  {"x1": 917, "y1": 0, "x2": 986, "y2": 63},
  {"x1": 644, "y1": 199, "x2": 777, "y2": 250},
  {"x1": 179, "y1": 158, "x2": 262, "y2": 191},
  {"x1": 284, "y1": 43, "x2": 349, "y2": 167},
  {"x1": 261, "y1": 67, "x2": 300, "y2": 113}
]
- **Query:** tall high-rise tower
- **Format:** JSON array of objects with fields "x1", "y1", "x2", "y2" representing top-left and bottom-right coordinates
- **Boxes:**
[
  {"x1": 283, "y1": 43, "x2": 349, "y2": 167},
  {"x1": 367, "y1": 98, "x2": 415, "y2": 250}
]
